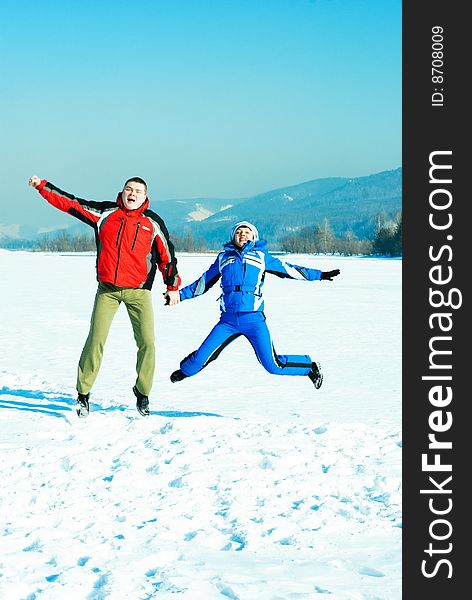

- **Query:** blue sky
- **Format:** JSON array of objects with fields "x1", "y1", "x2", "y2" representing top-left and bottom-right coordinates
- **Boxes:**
[{"x1": 0, "y1": 0, "x2": 400, "y2": 224}]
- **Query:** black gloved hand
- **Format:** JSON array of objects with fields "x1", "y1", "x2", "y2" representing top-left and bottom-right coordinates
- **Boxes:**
[{"x1": 320, "y1": 269, "x2": 340, "y2": 281}]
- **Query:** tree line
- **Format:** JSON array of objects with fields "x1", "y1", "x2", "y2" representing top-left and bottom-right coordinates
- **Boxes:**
[
  {"x1": 0, "y1": 229, "x2": 209, "y2": 253},
  {"x1": 0, "y1": 214, "x2": 402, "y2": 256},
  {"x1": 280, "y1": 213, "x2": 402, "y2": 257}
]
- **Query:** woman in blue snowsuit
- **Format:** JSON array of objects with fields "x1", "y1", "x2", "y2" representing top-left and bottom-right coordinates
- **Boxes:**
[{"x1": 170, "y1": 221, "x2": 340, "y2": 388}]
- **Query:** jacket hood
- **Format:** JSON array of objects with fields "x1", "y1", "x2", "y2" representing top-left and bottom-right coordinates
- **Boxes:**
[
  {"x1": 230, "y1": 221, "x2": 259, "y2": 242},
  {"x1": 116, "y1": 192, "x2": 150, "y2": 214}
]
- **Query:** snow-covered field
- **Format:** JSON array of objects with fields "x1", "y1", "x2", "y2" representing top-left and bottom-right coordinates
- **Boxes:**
[{"x1": 0, "y1": 251, "x2": 401, "y2": 600}]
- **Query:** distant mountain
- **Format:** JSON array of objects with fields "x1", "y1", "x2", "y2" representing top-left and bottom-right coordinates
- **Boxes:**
[
  {"x1": 184, "y1": 168, "x2": 401, "y2": 247},
  {"x1": 0, "y1": 168, "x2": 401, "y2": 248},
  {"x1": 0, "y1": 196, "x2": 246, "y2": 243},
  {"x1": 148, "y1": 197, "x2": 248, "y2": 230},
  {"x1": 0, "y1": 223, "x2": 64, "y2": 241}
]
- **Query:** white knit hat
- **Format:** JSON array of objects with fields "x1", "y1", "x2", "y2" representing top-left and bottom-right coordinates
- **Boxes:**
[{"x1": 230, "y1": 221, "x2": 259, "y2": 242}]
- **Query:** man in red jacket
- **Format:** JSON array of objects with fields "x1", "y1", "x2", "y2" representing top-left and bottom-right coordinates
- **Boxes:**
[{"x1": 28, "y1": 175, "x2": 181, "y2": 418}]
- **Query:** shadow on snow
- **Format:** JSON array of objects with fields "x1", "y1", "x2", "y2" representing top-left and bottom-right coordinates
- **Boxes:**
[
  {"x1": 0, "y1": 387, "x2": 225, "y2": 420},
  {"x1": 0, "y1": 386, "x2": 78, "y2": 419},
  {"x1": 151, "y1": 410, "x2": 223, "y2": 418}
]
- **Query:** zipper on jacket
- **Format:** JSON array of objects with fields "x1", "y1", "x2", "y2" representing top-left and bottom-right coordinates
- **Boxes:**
[
  {"x1": 131, "y1": 222, "x2": 141, "y2": 251},
  {"x1": 233, "y1": 248, "x2": 245, "y2": 291},
  {"x1": 115, "y1": 218, "x2": 125, "y2": 246},
  {"x1": 114, "y1": 219, "x2": 126, "y2": 283}
]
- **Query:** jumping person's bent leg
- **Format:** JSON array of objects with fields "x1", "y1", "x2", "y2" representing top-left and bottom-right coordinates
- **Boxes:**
[
  {"x1": 242, "y1": 312, "x2": 312, "y2": 376},
  {"x1": 124, "y1": 288, "x2": 155, "y2": 397},
  {"x1": 180, "y1": 318, "x2": 240, "y2": 377},
  {"x1": 77, "y1": 283, "x2": 121, "y2": 394}
]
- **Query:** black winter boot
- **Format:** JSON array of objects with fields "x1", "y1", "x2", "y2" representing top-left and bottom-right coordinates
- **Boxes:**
[
  {"x1": 307, "y1": 362, "x2": 323, "y2": 389},
  {"x1": 76, "y1": 393, "x2": 90, "y2": 418},
  {"x1": 133, "y1": 386, "x2": 150, "y2": 417},
  {"x1": 170, "y1": 369, "x2": 187, "y2": 383}
]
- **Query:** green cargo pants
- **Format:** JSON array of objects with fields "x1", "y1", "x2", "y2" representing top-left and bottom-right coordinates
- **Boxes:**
[{"x1": 77, "y1": 283, "x2": 155, "y2": 396}]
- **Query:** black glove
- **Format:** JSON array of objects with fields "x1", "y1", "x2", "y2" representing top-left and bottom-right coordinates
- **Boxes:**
[{"x1": 320, "y1": 269, "x2": 340, "y2": 281}]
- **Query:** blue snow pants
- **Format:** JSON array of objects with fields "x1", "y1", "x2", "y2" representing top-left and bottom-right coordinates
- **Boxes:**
[{"x1": 179, "y1": 311, "x2": 313, "y2": 377}]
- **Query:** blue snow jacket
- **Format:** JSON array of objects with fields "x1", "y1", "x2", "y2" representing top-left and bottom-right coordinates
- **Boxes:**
[{"x1": 179, "y1": 240, "x2": 322, "y2": 313}]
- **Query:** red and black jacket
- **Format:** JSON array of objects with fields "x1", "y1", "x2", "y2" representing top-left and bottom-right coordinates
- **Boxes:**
[{"x1": 36, "y1": 180, "x2": 181, "y2": 290}]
